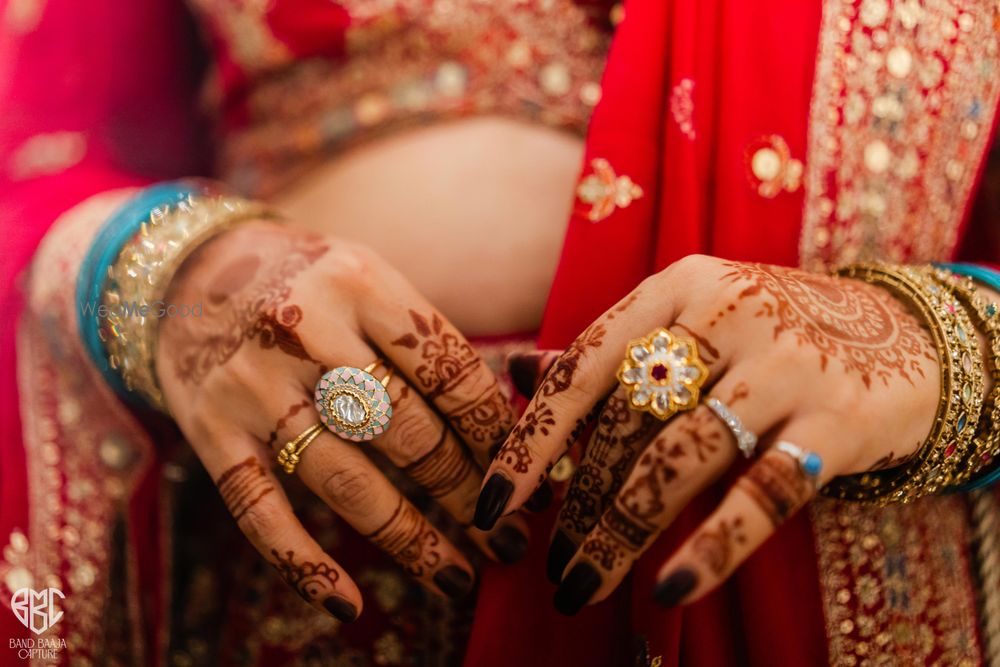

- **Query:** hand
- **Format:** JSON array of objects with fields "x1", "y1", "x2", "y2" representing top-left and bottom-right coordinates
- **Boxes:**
[
  {"x1": 476, "y1": 255, "x2": 944, "y2": 615},
  {"x1": 156, "y1": 220, "x2": 534, "y2": 622}
]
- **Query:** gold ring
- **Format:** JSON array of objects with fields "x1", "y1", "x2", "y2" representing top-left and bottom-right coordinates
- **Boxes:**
[
  {"x1": 617, "y1": 327, "x2": 708, "y2": 420},
  {"x1": 314, "y1": 358, "x2": 394, "y2": 442},
  {"x1": 277, "y1": 422, "x2": 324, "y2": 474}
]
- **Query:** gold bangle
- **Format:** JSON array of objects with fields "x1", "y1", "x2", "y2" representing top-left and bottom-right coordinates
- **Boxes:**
[
  {"x1": 100, "y1": 193, "x2": 276, "y2": 411},
  {"x1": 929, "y1": 267, "x2": 1000, "y2": 485},
  {"x1": 820, "y1": 264, "x2": 983, "y2": 505},
  {"x1": 277, "y1": 423, "x2": 325, "y2": 474}
]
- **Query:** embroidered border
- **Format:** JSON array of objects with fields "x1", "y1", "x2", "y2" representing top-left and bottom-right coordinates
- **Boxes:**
[
  {"x1": 810, "y1": 496, "x2": 982, "y2": 665},
  {"x1": 800, "y1": 0, "x2": 1000, "y2": 271}
]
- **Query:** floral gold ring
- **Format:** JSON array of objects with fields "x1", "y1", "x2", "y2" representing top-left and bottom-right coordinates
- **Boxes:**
[
  {"x1": 617, "y1": 327, "x2": 708, "y2": 420},
  {"x1": 314, "y1": 360, "x2": 394, "y2": 442}
]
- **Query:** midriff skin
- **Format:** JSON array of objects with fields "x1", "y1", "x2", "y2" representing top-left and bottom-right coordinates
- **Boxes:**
[{"x1": 270, "y1": 117, "x2": 584, "y2": 336}]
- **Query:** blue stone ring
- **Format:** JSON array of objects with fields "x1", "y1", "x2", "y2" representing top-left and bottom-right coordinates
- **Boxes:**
[{"x1": 775, "y1": 441, "x2": 823, "y2": 487}]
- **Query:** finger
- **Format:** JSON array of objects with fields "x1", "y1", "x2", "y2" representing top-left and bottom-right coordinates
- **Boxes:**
[
  {"x1": 272, "y1": 394, "x2": 478, "y2": 600},
  {"x1": 196, "y1": 429, "x2": 363, "y2": 622},
  {"x1": 375, "y1": 378, "x2": 531, "y2": 563},
  {"x1": 477, "y1": 298, "x2": 721, "y2": 530},
  {"x1": 548, "y1": 388, "x2": 658, "y2": 583},
  {"x1": 651, "y1": 425, "x2": 828, "y2": 608},
  {"x1": 551, "y1": 367, "x2": 795, "y2": 615},
  {"x1": 361, "y1": 297, "x2": 516, "y2": 467},
  {"x1": 508, "y1": 349, "x2": 562, "y2": 399}
]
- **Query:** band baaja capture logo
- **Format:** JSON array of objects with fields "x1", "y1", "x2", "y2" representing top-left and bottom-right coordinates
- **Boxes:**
[{"x1": 8, "y1": 588, "x2": 67, "y2": 660}]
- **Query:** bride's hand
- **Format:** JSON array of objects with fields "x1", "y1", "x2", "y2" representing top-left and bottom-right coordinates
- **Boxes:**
[
  {"x1": 475, "y1": 255, "x2": 950, "y2": 615},
  {"x1": 156, "y1": 220, "x2": 532, "y2": 622}
]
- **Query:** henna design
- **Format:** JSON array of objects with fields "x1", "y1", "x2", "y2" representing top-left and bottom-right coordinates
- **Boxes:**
[
  {"x1": 605, "y1": 292, "x2": 640, "y2": 321},
  {"x1": 559, "y1": 396, "x2": 656, "y2": 537},
  {"x1": 172, "y1": 236, "x2": 329, "y2": 384},
  {"x1": 392, "y1": 310, "x2": 515, "y2": 448},
  {"x1": 216, "y1": 456, "x2": 275, "y2": 522},
  {"x1": 720, "y1": 263, "x2": 935, "y2": 389},
  {"x1": 270, "y1": 549, "x2": 340, "y2": 603},
  {"x1": 496, "y1": 323, "x2": 607, "y2": 471},
  {"x1": 582, "y1": 505, "x2": 655, "y2": 572},
  {"x1": 499, "y1": 404, "x2": 556, "y2": 473},
  {"x1": 403, "y1": 428, "x2": 475, "y2": 499},
  {"x1": 673, "y1": 322, "x2": 721, "y2": 362},
  {"x1": 365, "y1": 498, "x2": 442, "y2": 578},
  {"x1": 736, "y1": 454, "x2": 813, "y2": 527},
  {"x1": 265, "y1": 398, "x2": 311, "y2": 448},
  {"x1": 868, "y1": 444, "x2": 918, "y2": 471},
  {"x1": 691, "y1": 518, "x2": 746, "y2": 576}
]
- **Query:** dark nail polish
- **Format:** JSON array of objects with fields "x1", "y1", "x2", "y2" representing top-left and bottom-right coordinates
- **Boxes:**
[
  {"x1": 488, "y1": 525, "x2": 529, "y2": 564},
  {"x1": 553, "y1": 562, "x2": 602, "y2": 616},
  {"x1": 323, "y1": 596, "x2": 359, "y2": 623},
  {"x1": 509, "y1": 352, "x2": 544, "y2": 398},
  {"x1": 524, "y1": 481, "x2": 553, "y2": 512},
  {"x1": 434, "y1": 565, "x2": 474, "y2": 598},
  {"x1": 652, "y1": 568, "x2": 698, "y2": 608},
  {"x1": 474, "y1": 474, "x2": 514, "y2": 531},
  {"x1": 547, "y1": 530, "x2": 576, "y2": 584}
]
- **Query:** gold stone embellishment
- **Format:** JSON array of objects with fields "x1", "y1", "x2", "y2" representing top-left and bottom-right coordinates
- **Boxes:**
[
  {"x1": 745, "y1": 135, "x2": 803, "y2": 198},
  {"x1": 576, "y1": 158, "x2": 644, "y2": 223},
  {"x1": 617, "y1": 328, "x2": 708, "y2": 421}
]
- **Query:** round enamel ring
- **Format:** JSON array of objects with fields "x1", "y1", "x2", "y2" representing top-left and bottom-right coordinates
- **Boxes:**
[
  {"x1": 617, "y1": 327, "x2": 708, "y2": 420},
  {"x1": 314, "y1": 361, "x2": 393, "y2": 442}
]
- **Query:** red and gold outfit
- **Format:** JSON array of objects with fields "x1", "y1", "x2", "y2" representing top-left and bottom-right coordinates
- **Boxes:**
[{"x1": 1, "y1": 0, "x2": 999, "y2": 665}]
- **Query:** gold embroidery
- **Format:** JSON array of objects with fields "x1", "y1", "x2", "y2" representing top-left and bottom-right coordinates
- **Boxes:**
[
  {"x1": 185, "y1": 0, "x2": 291, "y2": 74},
  {"x1": 670, "y1": 78, "x2": 696, "y2": 141},
  {"x1": 800, "y1": 0, "x2": 1000, "y2": 269},
  {"x1": 811, "y1": 496, "x2": 982, "y2": 665},
  {"x1": 8, "y1": 131, "x2": 86, "y2": 181},
  {"x1": 745, "y1": 135, "x2": 803, "y2": 198},
  {"x1": 217, "y1": 0, "x2": 609, "y2": 195},
  {"x1": 20, "y1": 190, "x2": 152, "y2": 665},
  {"x1": 969, "y1": 489, "x2": 1000, "y2": 664},
  {"x1": 0, "y1": 529, "x2": 33, "y2": 600},
  {"x1": 576, "y1": 158, "x2": 644, "y2": 223}
]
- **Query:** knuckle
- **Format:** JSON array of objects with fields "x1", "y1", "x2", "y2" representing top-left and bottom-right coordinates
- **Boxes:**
[
  {"x1": 386, "y1": 408, "x2": 443, "y2": 463},
  {"x1": 665, "y1": 254, "x2": 711, "y2": 280},
  {"x1": 237, "y1": 500, "x2": 288, "y2": 546},
  {"x1": 325, "y1": 242, "x2": 379, "y2": 289},
  {"x1": 322, "y1": 463, "x2": 380, "y2": 509}
]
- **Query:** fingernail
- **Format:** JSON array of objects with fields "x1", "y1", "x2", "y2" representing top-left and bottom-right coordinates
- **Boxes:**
[
  {"x1": 433, "y1": 565, "x2": 474, "y2": 599},
  {"x1": 553, "y1": 562, "x2": 602, "y2": 616},
  {"x1": 487, "y1": 525, "x2": 529, "y2": 564},
  {"x1": 524, "y1": 481, "x2": 553, "y2": 512},
  {"x1": 652, "y1": 568, "x2": 698, "y2": 608},
  {"x1": 508, "y1": 352, "x2": 545, "y2": 398},
  {"x1": 547, "y1": 530, "x2": 576, "y2": 584},
  {"x1": 474, "y1": 473, "x2": 513, "y2": 531},
  {"x1": 323, "y1": 596, "x2": 359, "y2": 622}
]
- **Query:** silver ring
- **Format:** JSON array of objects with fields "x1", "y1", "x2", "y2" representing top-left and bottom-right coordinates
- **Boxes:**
[
  {"x1": 774, "y1": 441, "x2": 823, "y2": 486},
  {"x1": 705, "y1": 397, "x2": 758, "y2": 458}
]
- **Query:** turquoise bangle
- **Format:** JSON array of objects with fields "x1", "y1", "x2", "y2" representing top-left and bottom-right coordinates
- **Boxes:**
[
  {"x1": 76, "y1": 180, "x2": 206, "y2": 403},
  {"x1": 939, "y1": 262, "x2": 1000, "y2": 492}
]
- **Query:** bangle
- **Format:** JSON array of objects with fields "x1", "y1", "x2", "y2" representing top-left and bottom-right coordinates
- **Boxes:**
[
  {"x1": 77, "y1": 181, "x2": 207, "y2": 402},
  {"x1": 820, "y1": 264, "x2": 983, "y2": 505},
  {"x1": 938, "y1": 263, "x2": 1000, "y2": 491},
  {"x1": 80, "y1": 181, "x2": 275, "y2": 411}
]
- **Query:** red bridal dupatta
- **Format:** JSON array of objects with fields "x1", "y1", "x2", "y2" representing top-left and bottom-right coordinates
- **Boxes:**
[{"x1": 466, "y1": 1, "x2": 1000, "y2": 665}]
